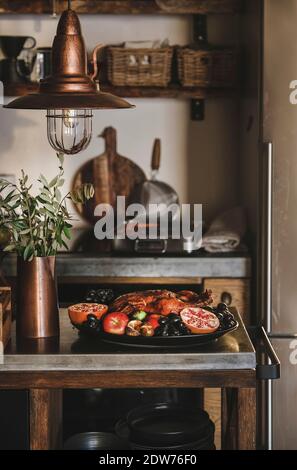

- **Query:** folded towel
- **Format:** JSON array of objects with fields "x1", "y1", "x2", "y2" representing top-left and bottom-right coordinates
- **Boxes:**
[{"x1": 202, "y1": 207, "x2": 247, "y2": 253}]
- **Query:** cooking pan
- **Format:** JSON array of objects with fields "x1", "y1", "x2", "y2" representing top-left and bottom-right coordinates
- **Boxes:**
[{"x1": 129, "y1": 138, "x2": 180, "y2": 220}]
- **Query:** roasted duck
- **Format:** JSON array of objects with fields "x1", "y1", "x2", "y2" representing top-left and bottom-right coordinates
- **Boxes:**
[{"x1": 109, "y1": 289, "x2": 213, "y2": 316}]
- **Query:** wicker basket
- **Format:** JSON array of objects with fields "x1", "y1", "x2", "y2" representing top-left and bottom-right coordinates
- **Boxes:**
[
  {"x1": 177, "y1": 47, "x2": 239, "y2": 88},
  {"x1": 107, "y1": 46, "x2": 173, "y2": 87}
]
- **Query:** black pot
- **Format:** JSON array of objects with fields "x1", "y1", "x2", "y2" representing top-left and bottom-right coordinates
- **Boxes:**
[{"x1": 124, "y1": 402, "x2": 215, "y2": 449}]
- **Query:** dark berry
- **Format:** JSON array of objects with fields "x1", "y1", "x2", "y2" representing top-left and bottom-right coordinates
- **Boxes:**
[
  {"x1": 204, "y1": 306, "x2": 216, "y2": 314},
  {"x1": 95, "y1": 288, "x2": 115, "y2": 304},
  {"x1": 86, "y1": 314, "x2": 99, "y2": 329},
  {"x1": 168, "y1": 313, "x2": 180, "y2": 321},
  {"x1": 85, "y1": 290, "x2": 97, "y2": 302},
  {"x1": 225, "y1": 319, "x2": 237, "y2": 329},
  {"x1": 217, "y1": 302, "x2": 228, "y2": 312},
  {"x1": 155, "y1": 327, "x2": 164, "y2": 337},
  {"x1": 161, "y1": 325, "x2": 170, "y2": 337},
  {"x1": 88, "y1": 290, "x2": 97, "y2": 297},
  {"x1": 179, "y1": 325, "x2": 191, "y2": 335},
  {"x1": 223, "y1": 312, "x2": 235, "y2": 322},
  {"x1": 159, "y1": 316, "x2": 169, "y2": 325},
  {"x1": 215, "y1": 312, "x2": 224, "y2": 322},
  {"x1": 170, "y1": 317, "x2": 182, "y2": 325},
  {"x1": 172, "y1": 329, "x2": 183, "y2": 336}
]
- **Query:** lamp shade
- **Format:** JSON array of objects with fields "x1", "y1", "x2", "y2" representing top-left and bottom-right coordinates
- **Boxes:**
[{"x1": 4, "y1": 8, "x2": 134, "y2": 111}]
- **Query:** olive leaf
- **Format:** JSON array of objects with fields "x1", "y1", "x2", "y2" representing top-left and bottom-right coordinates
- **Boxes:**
[{"x1": 0, "y1": 153, "x2": 94, "y2": 261}]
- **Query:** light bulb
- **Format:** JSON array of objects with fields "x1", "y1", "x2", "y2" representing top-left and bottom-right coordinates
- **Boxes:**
[
  {"x1": 62, "y1": 109, "x2": 79, "y2": 129},
  {"x1": 47, "y1": 109, "x2": 93, "y2": 155}
]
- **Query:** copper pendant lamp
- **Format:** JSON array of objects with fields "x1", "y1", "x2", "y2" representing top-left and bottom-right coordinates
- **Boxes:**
[{"x1": 4, "y1": 0, "x2": 134, "y2": 155}]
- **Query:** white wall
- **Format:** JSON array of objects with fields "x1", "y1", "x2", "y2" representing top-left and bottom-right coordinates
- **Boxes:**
[{"x1": 0, "y1": 13, "x2": 240, "y2": 227}]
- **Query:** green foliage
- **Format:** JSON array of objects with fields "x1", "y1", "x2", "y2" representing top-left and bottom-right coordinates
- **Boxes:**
[{"x1": 0, "y1": 153, "x2": 94, "y2": 261}]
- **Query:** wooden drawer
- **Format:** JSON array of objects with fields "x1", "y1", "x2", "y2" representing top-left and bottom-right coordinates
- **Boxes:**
[{"x1": 203, "y1": 278, "x2": 250, "y2": 325}]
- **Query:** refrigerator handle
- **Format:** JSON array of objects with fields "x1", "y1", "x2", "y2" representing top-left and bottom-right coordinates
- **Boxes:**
[
  {"x1": 248, "y1": 326, "x2": 280, "y2": 380},
  {"x1": 262, "y1": 142, "x2": 273, "y2": 333},
  {"x1": 261, "y1": 141, "x2": 273, "y2": 450}
]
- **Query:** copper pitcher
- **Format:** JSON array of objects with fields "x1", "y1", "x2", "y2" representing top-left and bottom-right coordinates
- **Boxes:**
[{"x1": 17, "y1": 256, "x2": 59, "y2": 339}]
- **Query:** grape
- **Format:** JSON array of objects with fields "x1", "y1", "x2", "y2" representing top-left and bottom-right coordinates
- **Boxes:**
[
  {"x1": 155, "y1": 327, "x2": 164, "y2": 337},
  {"x1": 167, "y1": 313, "x2": 180, "y2": 321},
  {"x1": 217, "y1": 303, "x2": 228, "y2": 312},
  {"x1": 84, "y1": 288, "x2": 115, "y2": 305},
  {"x1": 86, "y1": 314, "x2": 99, "y2": 329},
  {"x1": 95, "y1": 289, "x2": 115, "y2": 304}
]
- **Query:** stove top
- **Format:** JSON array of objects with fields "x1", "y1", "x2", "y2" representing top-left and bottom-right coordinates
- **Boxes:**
[{"x1": 60, "y1": 228, "x2": 249, "y2": 258}]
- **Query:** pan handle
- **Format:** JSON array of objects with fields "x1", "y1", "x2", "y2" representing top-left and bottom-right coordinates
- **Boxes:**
[{"x1": 151, "y1": 139, "x2": 161, "y2": 171}]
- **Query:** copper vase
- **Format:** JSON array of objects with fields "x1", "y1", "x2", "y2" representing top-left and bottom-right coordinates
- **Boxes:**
[{"x1": 17, "y1": 256, "x2": 59, "y2": 339}]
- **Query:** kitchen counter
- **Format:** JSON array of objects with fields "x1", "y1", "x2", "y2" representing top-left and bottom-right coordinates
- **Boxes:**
[
  {"x1": 0, "y1": 308, "x2": 257, "y2": 450},
  {"x1": 2, "y1": 309, "x2": 256, "y2": 372},
  {"x1": 1, "y1": 252, "x2": 251, "y2": 279}
]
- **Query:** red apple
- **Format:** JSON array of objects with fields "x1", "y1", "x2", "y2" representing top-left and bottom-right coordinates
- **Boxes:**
[
  {"x1": 146, "y1": 314, "x2": 161, "y2": 330},
  {"x1": 103, "y1": 312, "x2": 129, "y2": 335}
]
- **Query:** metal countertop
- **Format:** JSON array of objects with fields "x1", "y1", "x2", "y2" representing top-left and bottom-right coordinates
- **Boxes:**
[{"x1": 1, "y1": 309, "x2": 256, "y2": 372}]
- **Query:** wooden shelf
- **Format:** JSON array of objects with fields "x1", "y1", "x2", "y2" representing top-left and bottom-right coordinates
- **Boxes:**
[
  {"x1": 3, "y1": 82, "x2": 237, "y2": 100},
  {"x1": 0, "y1": 0, "x2": 242, "y2": 15}
]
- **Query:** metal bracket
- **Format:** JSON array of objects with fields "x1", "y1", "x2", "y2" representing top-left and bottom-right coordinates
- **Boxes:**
[
  {"x1": 193, "y1": 14, "x2": 208, "y2": 44},
  {"x1": 191, "y1": 99, "x2": 205, "y2": 121},
  {"x1": 191, "y1": 15, "x2": 208, "y2": 121}
]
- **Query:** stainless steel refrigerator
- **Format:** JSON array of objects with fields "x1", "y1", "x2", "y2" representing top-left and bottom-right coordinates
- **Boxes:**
[{"x1": 259, "y1": 0, "x2": 297, "y2": 450}]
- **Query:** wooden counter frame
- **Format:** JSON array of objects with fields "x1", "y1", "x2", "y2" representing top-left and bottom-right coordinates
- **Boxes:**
[{"x1": 0, "y1": 368, "x2": 257, "y2": 451}]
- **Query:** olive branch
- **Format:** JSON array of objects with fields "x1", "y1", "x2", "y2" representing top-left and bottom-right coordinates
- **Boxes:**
[{"x1": 0, "y1": 152, "x2": 94, "y2": 261}]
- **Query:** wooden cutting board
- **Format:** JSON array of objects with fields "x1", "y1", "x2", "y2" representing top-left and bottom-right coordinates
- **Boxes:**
[{"x1": 72, "y1": 127, "x2": 146, "y2": 224}]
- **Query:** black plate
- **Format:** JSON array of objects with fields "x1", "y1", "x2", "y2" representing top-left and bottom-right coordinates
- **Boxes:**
[
  {"x1": 78, "y1": 322, "x2": 239, "y2": 348},
  {"x1": 115, "y1": 403, "x2": 215, "y2": 450}
]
